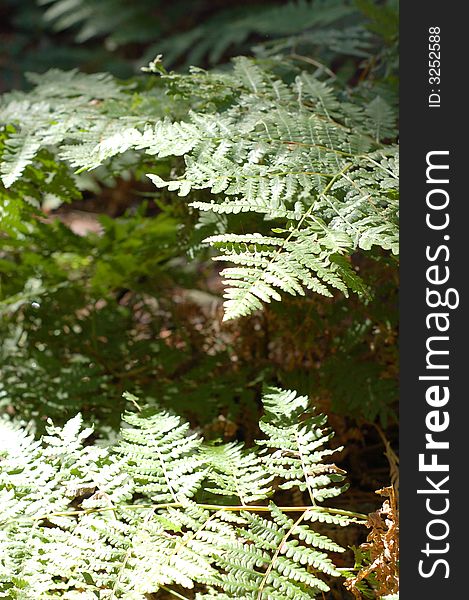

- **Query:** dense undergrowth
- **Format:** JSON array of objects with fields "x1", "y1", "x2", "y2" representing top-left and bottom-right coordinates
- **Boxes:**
[{"x1": 0, "y1": 1, "x2": 399, "y2": 598}]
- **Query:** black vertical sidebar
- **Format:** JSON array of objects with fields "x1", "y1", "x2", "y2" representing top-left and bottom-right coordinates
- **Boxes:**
[{"x1": 400, "y1": 2, "x2": 467, "y2": 597}]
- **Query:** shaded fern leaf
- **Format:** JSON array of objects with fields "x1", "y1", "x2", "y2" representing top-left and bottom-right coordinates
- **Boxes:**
[
  {"x1": 203, "y1": 442, "x2": 273, "y2": 504},
  {"x1": 365, "y1": 96, "x2": 396, "y2": 143}
]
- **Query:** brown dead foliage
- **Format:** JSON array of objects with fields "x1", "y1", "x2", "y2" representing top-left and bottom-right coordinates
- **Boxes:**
[{"x1": 345, "y1": 485, "x2": 399, "y2": 599}]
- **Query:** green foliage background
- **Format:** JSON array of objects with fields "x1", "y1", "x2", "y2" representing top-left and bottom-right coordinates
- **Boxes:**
[{"x1": 0, "y1": 1, "x2": 399, "y2": 598}]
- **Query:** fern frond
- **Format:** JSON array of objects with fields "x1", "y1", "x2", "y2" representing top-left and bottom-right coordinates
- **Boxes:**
[
  {"x1": 208, "y1": 228, "x2": 359, "y2": 321},
  {"x1": 206, "y1": 504, "x2": 342, "y2": 598},
  {"x1": 259, "y1": 386, "x2": 347, "y2": 504},
  {"x1": 203, "y1": 442, "x2": 273, "y2": 505},
  {"x1": 115, "y1": 408, "x2": 206, "y2": 502},
  {"x1": 365, "y1": 96, "x2": 396, "y2": 143}
]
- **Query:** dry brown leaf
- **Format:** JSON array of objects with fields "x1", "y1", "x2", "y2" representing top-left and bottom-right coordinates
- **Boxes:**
[{"x1": 345, "y1": 485, "x2": 399, "y2": 599}]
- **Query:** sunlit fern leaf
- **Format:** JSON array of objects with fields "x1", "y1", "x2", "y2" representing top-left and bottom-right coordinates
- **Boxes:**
[
  {"x1": 259, "y1": 386, "x2": 347, "y2": 503},
  {"x1": 207, "y1": 230, "x2": 362, "y2": 321},
  {"x1": 115, "y1": 408, "x2": 206, "y2": 502}
]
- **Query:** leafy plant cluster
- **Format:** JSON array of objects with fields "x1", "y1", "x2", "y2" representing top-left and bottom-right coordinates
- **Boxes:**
[
  {"x1": 0, "y1": 387, "x2": 365, "y2": 599},
  {"x1": 0, "y1": 1, "x2": 399, "y2": 597},
  {"x1": 0, "y1": 61, "x2": 398, "y2": 426},
  {"x1": 0, "y1": 57, "x2": 398, "y2": 319}
]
